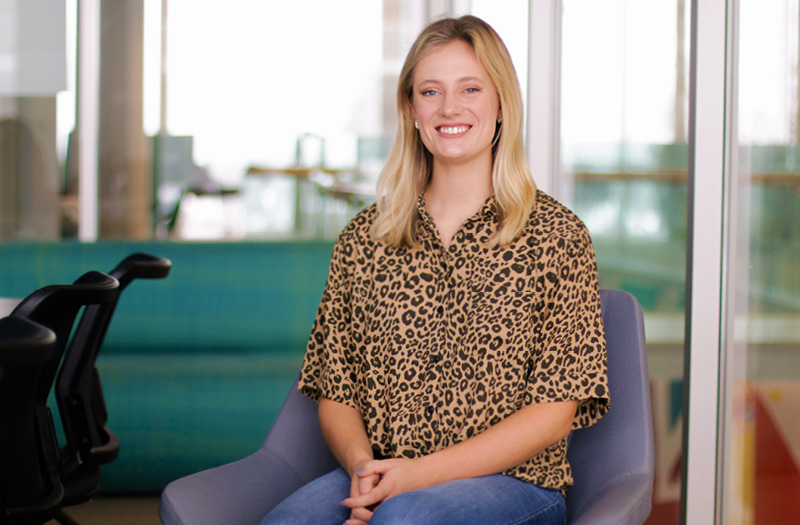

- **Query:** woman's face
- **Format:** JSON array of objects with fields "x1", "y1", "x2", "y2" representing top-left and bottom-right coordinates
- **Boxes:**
[{"x1": 410, "y1": 40, "x2": 501, "y2": 171}]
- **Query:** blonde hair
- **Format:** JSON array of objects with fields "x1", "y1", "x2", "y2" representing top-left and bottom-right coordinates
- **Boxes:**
[{"x1": 371, "y1": 15, "x2": 537, "y2": 248}]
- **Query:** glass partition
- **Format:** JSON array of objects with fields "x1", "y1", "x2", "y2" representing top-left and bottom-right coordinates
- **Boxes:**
[
  {"x1": 0, "y1": 0, "x2": 531, "y2": 242},
  {"x1": 148, "y1": 0, "x2": 386, "y2": 240},
  {"x1": 561, "y1": 1, "x2": 689, "y2": 522},
  {"x1": 0, "y1": 0, "x2": 68, "y2": 241},
  {"x1": 720, "y1": 0, "x2": 800, "y2": 522},
  {"x1": 161, "y1": 0, "x2": 530, "y2": 241}
]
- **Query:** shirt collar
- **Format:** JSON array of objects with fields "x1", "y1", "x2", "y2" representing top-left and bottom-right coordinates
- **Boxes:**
[
  {"x1": 416, "y1": 193, "x2": 497, "y2": 218},
  {"x1": 415, "y1": 193, "x2": 498, "y2": 240},
  {"x1": 479, "y1": 194, "x2": 498, "y2": 219}
]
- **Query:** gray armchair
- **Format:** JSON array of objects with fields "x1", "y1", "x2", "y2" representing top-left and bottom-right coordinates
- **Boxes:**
[
  {"x1": 565, "y1": 289, "x2": 654, "y2": 524},
  {"x1": 160, "y1": 289, "x2": 654, "y2": 524}
]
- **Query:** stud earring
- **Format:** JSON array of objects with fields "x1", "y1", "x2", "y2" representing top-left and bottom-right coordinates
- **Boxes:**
[
  {"x1": 497, "y1": 114, "x2": 503, "y2": 124},
  {"x1": 414, "y1": 120, "x2": 419, "y2": 129}
]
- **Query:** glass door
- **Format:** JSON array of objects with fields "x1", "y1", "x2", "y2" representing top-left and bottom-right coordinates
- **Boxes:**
[
  {"x1": 560, "y1": 2, "x2": 689, "y2": 522},
  {"x1": 719, "y1": 0, "x2": 800, "y2": 522}
]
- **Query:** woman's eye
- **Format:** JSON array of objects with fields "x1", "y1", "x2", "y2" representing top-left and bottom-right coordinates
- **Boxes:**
[
  {"x1": 465, "y1": 87, "x2": 479, "y2": 93},
  {"x1": 421, "y1": 89, "x2": 438, "y2": 96}
]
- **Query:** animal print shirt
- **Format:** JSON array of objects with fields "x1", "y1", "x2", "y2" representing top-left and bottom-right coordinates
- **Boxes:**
[{"x1": 299, "y1": 190, "x2": 609, "y2": 493}]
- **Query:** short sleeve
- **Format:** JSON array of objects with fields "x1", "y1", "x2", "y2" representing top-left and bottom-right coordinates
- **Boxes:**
[
  {"x1": 526, "y1": 229, "x2": 609, "y2": 430},
  {"x1": 298, "y1": 232, "x2": 360, "y2": 409}
]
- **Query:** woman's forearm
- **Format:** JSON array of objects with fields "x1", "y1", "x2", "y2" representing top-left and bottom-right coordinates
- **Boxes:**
[
  {"x1": 342, "y1": 399, "x2": 580, "y2": 510},
  {"x1": 318, "y1": 397, "x2": 374, "y2": 476},
  {"x1": 418, "y1": 399, "x2": 578, "y2": 485}
]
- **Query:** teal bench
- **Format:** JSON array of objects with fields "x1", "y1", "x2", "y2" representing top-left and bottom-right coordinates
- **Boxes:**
[{"x1": 0, "y1": 240, "x2": 334, "y2": 493}]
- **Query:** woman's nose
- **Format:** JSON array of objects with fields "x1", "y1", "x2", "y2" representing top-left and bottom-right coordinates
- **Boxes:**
[{"x1": 440, "y1": 93, "x2": 461, "y2": 116}]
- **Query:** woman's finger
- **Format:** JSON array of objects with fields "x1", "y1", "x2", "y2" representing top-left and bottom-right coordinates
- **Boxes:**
[
  {"x1": 342, "y1": 480, "x2": 391, "y2": 509},
  {"x1": 356, "y1": 461, "x2": 394, "y2": 478},
  {"x1": 350, "y1": 505, "x2": 374, "y2": 523},
  {"x1": 358, "y1": 472, "x2": 378, "y2": 496}
]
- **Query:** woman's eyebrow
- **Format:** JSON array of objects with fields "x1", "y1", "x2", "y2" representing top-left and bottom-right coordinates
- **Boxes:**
[{"x1": 417, "y1": 76, "x2": 486, "y2": 86}]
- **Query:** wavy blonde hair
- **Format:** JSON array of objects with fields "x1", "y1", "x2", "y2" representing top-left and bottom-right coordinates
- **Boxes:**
[{"x1": 371, "y1": 15, "x2": 537, "y2": 248}]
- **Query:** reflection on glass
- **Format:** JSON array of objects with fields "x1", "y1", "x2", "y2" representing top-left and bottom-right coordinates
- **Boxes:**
[
  {"x1": 0, "y1": 2, "x2": 68, "y2": 242},
  {"x1": 154, "y1": 1, "x2": 532, "y2": 241},
  {"x1": 151, "y1": 0, "x2": 384, "y2": 240},
  {"x1": 4, "y1": 1, "x2": 529, "y2": 242},
  {"x1": 723, "y1": 1, "x2": 800, "y2": 523},
  {"x1": 562, "y1": 1, "x2": 689, "y2": 522}
]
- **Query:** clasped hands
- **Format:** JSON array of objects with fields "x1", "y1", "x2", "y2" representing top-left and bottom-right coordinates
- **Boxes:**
[{"x1": 342, "y1": 457, "x2": 430, "y2": 525}]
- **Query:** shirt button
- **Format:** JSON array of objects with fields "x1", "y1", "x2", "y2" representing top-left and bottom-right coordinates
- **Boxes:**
[
  {"x1": 425, "y1": 406, "x2": 434, "y2": 416},
  {"x1": 430, "y1": 354, "x2": 442, "y2": 364}
]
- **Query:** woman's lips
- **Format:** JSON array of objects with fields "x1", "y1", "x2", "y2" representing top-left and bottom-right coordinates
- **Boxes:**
[{"x1": 436, "y1": 125, "x2": 471, "y2": 135}]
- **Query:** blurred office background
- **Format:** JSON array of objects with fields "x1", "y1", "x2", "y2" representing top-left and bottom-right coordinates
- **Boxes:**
[{"x1": 1, "y1": 0, "x2": 798, "y2": 523}]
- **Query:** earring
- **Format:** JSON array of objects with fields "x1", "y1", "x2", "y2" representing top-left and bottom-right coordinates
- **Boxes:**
[
  {"x1": 497, "y1": 114, "x2": 503, "y2": 124},
  {"x1": 414, "y1": 120, "x2": 419, "y2": 129}
]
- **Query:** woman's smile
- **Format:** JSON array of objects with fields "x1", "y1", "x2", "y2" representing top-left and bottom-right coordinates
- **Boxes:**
[
  {"x1": 437, "y1": 125, "x2": 471, "y2": 135},
  {"x1": 410, "y1": 39, "x2": 500, "y2": 169}
]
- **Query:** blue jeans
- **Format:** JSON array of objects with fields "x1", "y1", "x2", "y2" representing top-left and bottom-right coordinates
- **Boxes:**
[{"x1": 260, "y1": 467, "x2": 566, "y2": 525}]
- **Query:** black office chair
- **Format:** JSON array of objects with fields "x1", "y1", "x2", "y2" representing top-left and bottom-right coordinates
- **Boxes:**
[
  {"x1": 55, "y1": 253, "x2": 172, "y2": 504},
  {"x1": 7, "y1": 271, "x2": 119, "y2": 524},
  {"x1": 0, "y1": 316, "x2": 61, "y2": 525}
]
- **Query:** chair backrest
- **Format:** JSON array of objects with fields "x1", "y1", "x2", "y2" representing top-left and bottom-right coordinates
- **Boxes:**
[
  {"x1": 10, "y1": 271, "x2": 120, "y2": 409},
  {"x1": 565, "y1": 289, "x2": 655, "y2": 524},
  {"x1": 55, "y1": 253, "x2": 171, "y2": 503},
  {"x1": 0, "y1": 316, "x2": 64, "y2": 524},
  {"x1": 260, "y1": 377, "x2": 340, "y2": 485}
]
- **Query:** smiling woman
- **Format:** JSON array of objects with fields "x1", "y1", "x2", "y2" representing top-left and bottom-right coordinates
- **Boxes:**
[
  {"x1": 373, "y1": 15, "x2": 535, "y2": 250},
  {"x1": 410, "y1": 40, "x2": 500, "y2": 174},
  {"x1": 409, "y1": 40, "x2": 501, "y2": 245},
  {"x1": 259, "y1": 15, "x2": 608, "y2": 525}
]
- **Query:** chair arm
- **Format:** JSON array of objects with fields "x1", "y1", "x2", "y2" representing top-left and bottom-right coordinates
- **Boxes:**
[
  {"x1": 569, "y1": 472, "x2": 653, "y2": 525},
  {"x1": 159, "y1": 447, "x2": 326, "y2": 525}
]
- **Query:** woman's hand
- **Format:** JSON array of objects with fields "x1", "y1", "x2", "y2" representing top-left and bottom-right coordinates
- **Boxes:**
[
  {"x1": 332, "y1": 396, "x2": 578, "y2": 523},
  {"x1": 344, "y1": 460, "x2": 381, "y2": 525},
  {"x1": 316, "y1": 397, "x2": 377, "y2": 524},
  {"x1": 342, "y1": 457, "x2": 431, "y2": 515},
  {"x1": 342, "y1": 398, "x2": 578, "y2": 524}
]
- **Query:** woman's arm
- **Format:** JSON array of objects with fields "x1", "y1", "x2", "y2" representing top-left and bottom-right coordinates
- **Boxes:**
[
  {"x1": 342, "y1": 398, "x2": 578, "y2": 510},
  {"x1": 318, "y1": 397, "x2": 379, "y2": 524},
  {"x1": 318, "y1": 397, "x2": 373, "y2": 475},
  {"x1": 421, "y1": 398, "x2": 578, "y2": 482}
]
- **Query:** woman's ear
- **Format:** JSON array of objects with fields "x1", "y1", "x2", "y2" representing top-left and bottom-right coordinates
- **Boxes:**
[
  {"x1": 408, "y1": 100, "x2": 420, "y2": 130},
  {"x1": 408, "y1": 96, "x2": 417, "y2": 118}
]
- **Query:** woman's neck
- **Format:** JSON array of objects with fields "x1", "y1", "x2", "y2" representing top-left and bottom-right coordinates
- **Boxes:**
[{"x1": 424, "y1": 159, "x2": 494, "y2": 248}]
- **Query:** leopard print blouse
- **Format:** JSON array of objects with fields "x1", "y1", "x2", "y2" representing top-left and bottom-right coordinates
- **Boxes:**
[{"x1": 299, "y1": 190, "x2": 609, "y2": 493}]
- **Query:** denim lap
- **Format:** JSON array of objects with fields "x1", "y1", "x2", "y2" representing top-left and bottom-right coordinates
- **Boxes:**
[
  {"x1": 260, "y1": 467, "x2": 565, "y2": 525},
  {"x1": 370, "y1": 473, "x2": 564, "y2": 525},
  {"x1": 260, "y1": 468, "x2": 351, "y2": 524}
]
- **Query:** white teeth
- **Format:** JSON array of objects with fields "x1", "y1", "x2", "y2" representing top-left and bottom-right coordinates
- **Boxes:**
[{"x1": 438, "y1": 125, "x2": 470, "y2": 135}]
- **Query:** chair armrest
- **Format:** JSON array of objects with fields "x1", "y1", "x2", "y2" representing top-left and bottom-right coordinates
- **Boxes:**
[
  {"x1": 570, "y1": 472, "x2": 653, "y2": 525},
  {"x1": 160, "y1": 447, "x2": 331, "y2": 525}
]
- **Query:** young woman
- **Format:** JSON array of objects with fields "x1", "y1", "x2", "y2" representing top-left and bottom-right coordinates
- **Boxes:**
[{"x1": 261, "y1": 15, "x2": 609, "y2": 525}]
